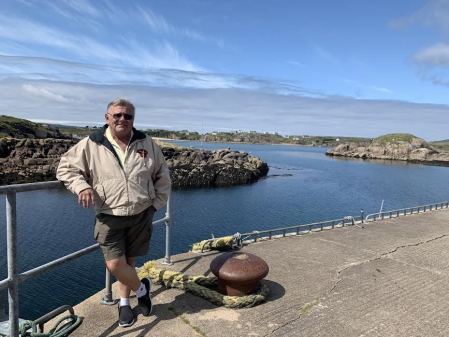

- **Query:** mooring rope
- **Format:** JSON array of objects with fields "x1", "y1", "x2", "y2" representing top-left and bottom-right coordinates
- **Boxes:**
[
  {"x1": 191, "y1": 233, "x2": 242, "y2": 253},
  {"x1": 138, "y1": 261, "x2": 268, "y2": 308},
  {"x1": 19, "y1": 314, "x2": 82, "y2": 337}
]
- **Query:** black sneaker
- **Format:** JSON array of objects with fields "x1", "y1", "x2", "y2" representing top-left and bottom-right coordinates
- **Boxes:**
[
  {"x1": 118, "y1": 304, "x2": 135, "y2": 327},
  {"x1": 135, "y1": 278, "x2": 153, "y2": 316}
]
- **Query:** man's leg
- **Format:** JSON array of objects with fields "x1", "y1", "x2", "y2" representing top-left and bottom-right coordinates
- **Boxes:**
[
  {"x1": 105, "y1": 256, "x2": 139, "y2": 297},
  {"x1": 105, "y1": 256, "x2": 140, "y2": 296},
  {"x1": 105, "y1": 256, "x2": 140, "y2": 327},
  {"x1": 106, "y1": 255, "x2": 152, "y2": 317}
]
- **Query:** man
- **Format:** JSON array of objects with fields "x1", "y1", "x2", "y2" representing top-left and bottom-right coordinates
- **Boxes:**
[{"x1": 56, "y1": 98, "x2": 171, "y2": 327}]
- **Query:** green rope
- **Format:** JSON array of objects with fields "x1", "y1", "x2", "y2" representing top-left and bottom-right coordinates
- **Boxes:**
[
  {"x1": 138, "y1": 261, "x2": 269, "y2": 309},
  {"x1": 19, "y1": 314, "x2": 82, "y2": 337}
]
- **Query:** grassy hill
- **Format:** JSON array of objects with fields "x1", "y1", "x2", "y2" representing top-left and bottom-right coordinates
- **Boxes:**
[
  {"x1": 0, "y1": 115, "x2": 64, "y2": 138},
  {"x1": 374, "y1": 133, "x2": 418, "y2": 144},
  {"x1": 429, "y1": 139, "x2": 449, "y2": 152}
]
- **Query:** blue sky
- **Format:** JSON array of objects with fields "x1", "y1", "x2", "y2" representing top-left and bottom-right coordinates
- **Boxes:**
[{"x1": 1, "y1": 0, "x2": 449, "y2": 139}]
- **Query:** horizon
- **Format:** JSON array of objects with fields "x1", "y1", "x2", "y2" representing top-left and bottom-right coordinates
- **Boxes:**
[
  {"x1": 8, "y1": 114, "x2": 445, "y2": 141},
  {"x1": 1, "y1": 1, "x2": 449, "y2": 140}
]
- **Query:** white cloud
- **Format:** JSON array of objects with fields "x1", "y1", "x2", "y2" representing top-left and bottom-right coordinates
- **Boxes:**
[
  {"x1": 138, "y1": 5, "x2": 172, "y2": 34},
  {"x1": 342, "y1": 78, "x2": 393, "y2": 97},
  {"x1": 414, "y1": 43, "x2": 449, "y2": 67},
  {"x1": 393, "y1": 1, "x2": 449, "y2": 88},
  {"x1": 287, "y1": 60, "x2": 306, "y2": 68},
  {"x1": 60, "y1": 0, "x2": 100, "y2": 17},
  {"x1": 0, "y1": 55, "x2": 322, "y2": 95},
  {"x1": 2, "y1": 78, "x2": 448, "y2": 140},
  {"x1": 370, "y1": 86, "x2": 393, "y2": 94},
  {"x1": 0, "y1": 12, "x2": 200, "y2": 71},
  {"x1": 135, "y1": 4, "x2": 224, "y2": 48},
  {"x1": 391, "y1": 0, "x2": 449, "y2": 34},
  {"x1": 22, "y1": 84, "x2": 71, "y2": 103}
]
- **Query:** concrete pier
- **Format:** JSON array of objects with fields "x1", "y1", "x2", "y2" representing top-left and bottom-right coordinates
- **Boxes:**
[{"x1": 66, "y1": 209, "x2": 449, "y2": 337}]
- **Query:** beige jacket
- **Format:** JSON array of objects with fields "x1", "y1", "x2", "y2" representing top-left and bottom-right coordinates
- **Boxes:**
[{"x1": 56, "y1": 126, "x2": 171, "y2": 216}]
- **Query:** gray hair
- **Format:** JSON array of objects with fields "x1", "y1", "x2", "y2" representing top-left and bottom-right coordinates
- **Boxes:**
[{"x1": 107, "y1": 98, "x2": 135, "y2": 114}]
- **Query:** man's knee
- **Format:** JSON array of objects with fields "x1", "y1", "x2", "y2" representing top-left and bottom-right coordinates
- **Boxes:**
[{"x1": 105, "y1": 256, "x2": 127, "y2": 272}]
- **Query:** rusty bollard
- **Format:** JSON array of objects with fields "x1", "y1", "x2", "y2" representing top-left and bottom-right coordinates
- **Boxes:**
[{"x1": 210, "y1": 252, "x2": 269, "y2": 296}]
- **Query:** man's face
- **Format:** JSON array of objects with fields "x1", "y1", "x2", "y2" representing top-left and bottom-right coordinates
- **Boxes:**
[{"x1": 105, "y1": 105, "x2": 134, "y2": 139}]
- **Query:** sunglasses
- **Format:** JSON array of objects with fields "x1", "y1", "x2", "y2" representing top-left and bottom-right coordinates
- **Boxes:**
[{"x1": 108, "y1": 113, "x2": 134, "y2": 120}]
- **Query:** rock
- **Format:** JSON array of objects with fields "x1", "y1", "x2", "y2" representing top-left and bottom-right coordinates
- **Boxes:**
[
  {"x1": 0, "y1": 138, "x2": 269, "y2": 188},
  {"x1": 326, "y1": 134, "x2": 448, "y2": 166}
]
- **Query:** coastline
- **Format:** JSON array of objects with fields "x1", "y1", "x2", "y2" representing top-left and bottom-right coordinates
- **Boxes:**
[
  {"x1": 162, "y1": 138, "x2": 325, "y2": 148},
  {"x1": 326, "y1": 136, "x2": 449, "y2": 167}
]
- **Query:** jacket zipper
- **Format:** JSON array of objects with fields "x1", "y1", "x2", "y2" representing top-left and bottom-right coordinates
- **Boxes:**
[{"x1": 103, "y1": 138, "x2": 147, "y2": 215}]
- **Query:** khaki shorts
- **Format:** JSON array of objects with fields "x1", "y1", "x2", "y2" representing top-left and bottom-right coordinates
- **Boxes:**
[{"x1": 94, "y1": 206, "x2": 155, "y2": 261}]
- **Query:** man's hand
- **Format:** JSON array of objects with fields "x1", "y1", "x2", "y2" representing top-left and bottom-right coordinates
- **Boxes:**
[{"x1": 78, "y1": 188, "x2": 95, "y2": 208}]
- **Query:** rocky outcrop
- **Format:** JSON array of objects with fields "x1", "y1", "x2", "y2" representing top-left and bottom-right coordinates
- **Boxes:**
[
  {"x1": 0, "y1": 138, "x2": 77, "y2": 184},
  {"x1": 163, "y1": 147, "x2": 268, "y2": 188},
  {"x1": 0, "y1": 138, "x2": 269, "y2": 187},
  {"x1": 326, "y1": 135, "x2": 449, "y2": 165}
]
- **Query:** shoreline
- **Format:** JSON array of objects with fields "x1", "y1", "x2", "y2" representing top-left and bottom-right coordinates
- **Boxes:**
[{"x1": 161, "y1": 138, "x2": 328, "y2": 148}]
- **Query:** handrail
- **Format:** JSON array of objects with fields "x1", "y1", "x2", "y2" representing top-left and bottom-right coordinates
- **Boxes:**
[
  {"x1": 0, "y1": 181, "x2": 172, "y2": 337},
  {"x1": 237, "y1": 201, "x2": 449, "y2": 244},
  {"x1": 239, "y1": 215, "x2": 362, "y2": 243},
  {"x1": 365, "y1": 201, "x2": 449, "y2": 222}
]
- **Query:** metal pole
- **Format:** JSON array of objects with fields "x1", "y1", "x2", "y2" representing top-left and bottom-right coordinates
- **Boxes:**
[
  {"x1": 163, "y1": 195, "x2": 172, "y2": 265},
  {"x1": 101, "y1": 269, "x2": 115, "y2": 305},
  {"x1": 6, "y1": 192, "x2": 19, "y2": 337},
  {"x1": 360, "y1": 209, "x2": 364, "y2": 224}
]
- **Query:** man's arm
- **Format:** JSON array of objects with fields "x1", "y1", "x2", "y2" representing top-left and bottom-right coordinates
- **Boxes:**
[
  {"x1": 56, "y1": 138, "x2": 94, "y2": 208},
  {"x1": 150, "y1": 141, "x2": 171, "y2": 210}
]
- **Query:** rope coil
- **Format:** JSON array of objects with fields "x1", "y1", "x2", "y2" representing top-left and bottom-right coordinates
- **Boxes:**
[
  {"x1": 138, "y1": 261, "x2": 268, "y2": 308},
  {"x1": 19, "y1": 314, "x2": 82, "y2": 337},
  {"x1": 191, "y1": 233, "x2": 242, "y2": 253}
]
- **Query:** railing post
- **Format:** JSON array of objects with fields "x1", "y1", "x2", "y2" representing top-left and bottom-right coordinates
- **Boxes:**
[
  {"x1": 360, "y1": 209, "x2": 364, "y2": 224},
  {"x1": 6, "y1": 192, "x2": 19, "y2": 337},
  {"x1": 101, "y1": 269, "x2": 115, "y2": 305},
  {"x1": 163, "y1": 196, "x2": 172, "y2": 265}
]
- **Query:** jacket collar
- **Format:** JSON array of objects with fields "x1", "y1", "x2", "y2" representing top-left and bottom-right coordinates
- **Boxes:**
[{"x1": 89, "y1": 125, "x2": 146, "y2": 144}]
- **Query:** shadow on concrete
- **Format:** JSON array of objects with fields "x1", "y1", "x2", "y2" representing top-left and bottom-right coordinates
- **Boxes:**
[
  {"x1": 262, "y1": 279, "x2": 286, "y2": 302},
  {"x1": 94, "y1": 279, "x2": 281, "y2": 336},
  {"x1": 97, "y1": 291, "x2": 217, "y2": 337}
]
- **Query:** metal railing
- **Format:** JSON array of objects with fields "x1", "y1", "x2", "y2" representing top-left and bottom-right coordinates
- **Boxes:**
[
  {"x1": 0, "y1": 181, "x2": 172, "y2": 337},
  {"x1": 238, "y1": 201, "x2": 449, "y2": 244},
  {"x1": 240, "y1": 215, "x2": 362, "y2": 243},
  {"x1": 365, "y1": 201, "x2": 449, "y2": 222}
]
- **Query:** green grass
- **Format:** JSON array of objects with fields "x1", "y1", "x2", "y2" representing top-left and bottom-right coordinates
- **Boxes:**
[
  {"x1": 430, "y1": 140, "x2": 449, "y2": 152},
  {"x1": 374, "y1": 133, "x2": 418, "y2": 144},
  {"x1": 0, "y1": 115, "x2": 48, "y2": 137}
]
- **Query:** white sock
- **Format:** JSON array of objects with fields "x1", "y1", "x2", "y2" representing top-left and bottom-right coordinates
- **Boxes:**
[
  {"x1": 135, "y1": 282, "x2": 147, "y2": 298},
  {"x1": 119, "y1": 298, "x2": 130, "y2": 307}
]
